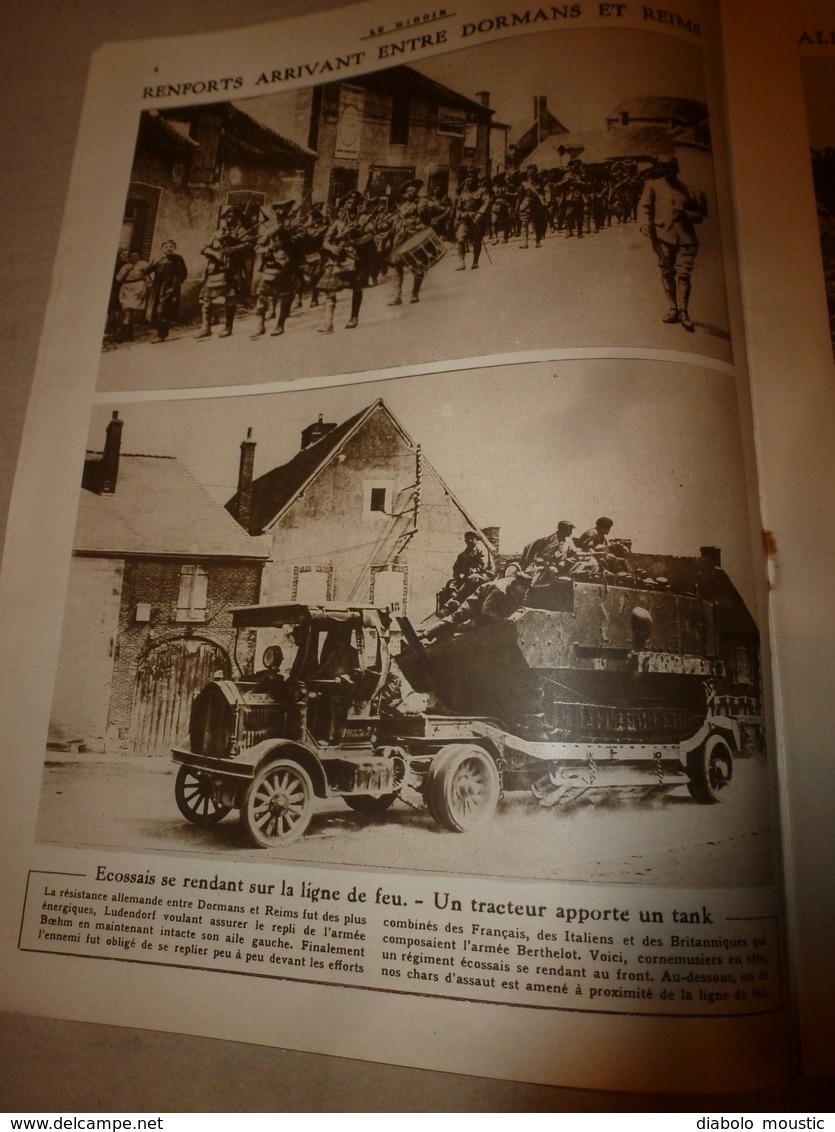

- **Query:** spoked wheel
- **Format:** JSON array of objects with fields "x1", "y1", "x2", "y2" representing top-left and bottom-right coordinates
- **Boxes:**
[
  {"x1": 175, "y1": 765, "x2": 232, "y2": 825},
  {"x1": 242, "y1": 759, "x2": 314, "y2": 847},
  {"x1": 426, "y1": 744, "x2": 500, "y2": 832},
  {"x1": 687, "y1": 734, "x2": 733, "y2": 804},
  {"x1": 343, "y1": 792, "x2": 399, "y2": 814}
]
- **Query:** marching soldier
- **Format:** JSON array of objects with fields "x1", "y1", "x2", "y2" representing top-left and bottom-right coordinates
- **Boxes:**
[
  {"x1": 195, "y1": 206, "x2": 256, "y2": 339},
  {"x1": 453, "y1": 174, "x2": 491, "y2": 270},
  {"x1": 387, "y1": 180, "x2": 449, "y2": 306},
  {"x1": 315, "y1": 191, "x2": 375, "y2": 332},
  {"x1": 516, "y1": 165, "x2": 545, "y2": 249},
  {"x1": 251, "y1": 212, "x2": 299, "y2": 338}
]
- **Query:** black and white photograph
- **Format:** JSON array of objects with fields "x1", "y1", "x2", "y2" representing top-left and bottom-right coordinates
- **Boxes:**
[
  {"x1": 98, "y1": 26, "x2": 730, "y2": 395},
  {"x1": 38, "y1": 361, "x2": 770, "y2": 888}
]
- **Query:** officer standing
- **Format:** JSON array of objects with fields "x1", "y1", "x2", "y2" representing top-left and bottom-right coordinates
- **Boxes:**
[{"x1": 639, "y1": 153, "x2": 705, "y2": 333}]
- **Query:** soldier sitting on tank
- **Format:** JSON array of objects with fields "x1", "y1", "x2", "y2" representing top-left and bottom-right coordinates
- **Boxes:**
[
  {"x1": 423, "y1": 568, "x2": 533, "y2": 640},
  {"x1": 574, "y1": 516, "x2": 631, "y2": 578},
  {"x1": 521, "y1": 521, "x2": 581, "y2": 586},
  {"x1": 437, "y1": 531, "x2": 495, "y2": 615}
]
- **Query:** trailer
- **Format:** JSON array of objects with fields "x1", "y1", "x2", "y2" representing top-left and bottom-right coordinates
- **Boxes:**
[{"x1": 171, "y1": 563, "x2": 754, "y2": 847}]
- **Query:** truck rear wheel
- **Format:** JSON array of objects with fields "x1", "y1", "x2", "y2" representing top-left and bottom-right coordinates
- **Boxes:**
[
  {"x1": 426, "y1": 744, "x2": 500, "y2": 832},
  {"x1": 687, "y1": 734, "x2": 733, "y2": 804},
  {"x1": 242, "y1": 759, "x2": 314, "y2": 847},
  {"x1": 175, "y1": 766, "x2": 232, "y2": 825}
]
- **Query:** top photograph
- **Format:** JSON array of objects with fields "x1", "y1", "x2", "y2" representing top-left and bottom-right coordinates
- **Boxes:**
[{"x1": 98, "y1": 25, "x2": 731, "y2": 393}]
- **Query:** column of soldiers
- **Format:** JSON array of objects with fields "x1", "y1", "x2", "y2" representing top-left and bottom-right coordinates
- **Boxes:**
[{"x1": 108, "y1": 152, "x2": 703, "y2": 344}]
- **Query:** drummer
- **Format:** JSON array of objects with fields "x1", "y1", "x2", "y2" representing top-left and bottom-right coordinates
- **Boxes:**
[{"x1": 387, "y1": 179, "x2": 450, "y2": 307}]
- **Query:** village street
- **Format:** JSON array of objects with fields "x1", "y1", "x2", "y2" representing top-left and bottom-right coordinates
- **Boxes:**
[
  {"x1": 36, "y1": 752, "x2": 774, "y2": 889},
  {"x1": 97, "y1": 220, "x2": 733, "y2": 396}
]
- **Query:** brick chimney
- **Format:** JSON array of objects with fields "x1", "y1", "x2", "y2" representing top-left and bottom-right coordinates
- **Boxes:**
[
  {"x1": 235, "y1": 427, "x2": 256, "y2": 531},
  {"x1": 700, "y1": 546, "x2": 722, "y2": 568},
  {"x1": 301, "y1": 413, "x2": 337, "y2": 450},
  {"x1": 476, "y1": 90, "x2": 490, "y2": 108},
  {"x1": 100, "y1": 411, "x2": 123, "y2": 494}
]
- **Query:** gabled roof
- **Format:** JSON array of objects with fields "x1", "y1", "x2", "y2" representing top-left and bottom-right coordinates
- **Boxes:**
[
  {"x1": 526, "y1": 125, "x2": 678, "y2": 167},
  {"x1": 227, "y1": 102, "x2": 317, "y2": 159},
  {"x1": 77, "y1": 453, "x2": 268, "y2": 560},
  {"x1": 138, "y1": 111, "x2": 201, "y2": 151},
  {"x1": 148, "y1": 103, "x2": 316, "y2": 162},
  {"x1": 513, "y1": 110, "x2": 569, "y2": 151},
  {"x1": 227, "y1": 398, "x2": 483, "y2": 536},
  {"x1": 356, "y1": 65, "x2": 495, "y2": 119}
]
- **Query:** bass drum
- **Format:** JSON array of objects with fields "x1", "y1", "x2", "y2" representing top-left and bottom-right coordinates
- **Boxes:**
[{"x1": 391, "y1": 226, "x2": 446, "y2": 273}]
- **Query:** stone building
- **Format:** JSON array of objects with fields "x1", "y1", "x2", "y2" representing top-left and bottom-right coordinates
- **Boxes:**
[
  {"x1": 226, "y1": 399, "x2": 493, "y2": 630},
  {"x1": 49, "y1": 413, "x2": 269, "y2": 756}
]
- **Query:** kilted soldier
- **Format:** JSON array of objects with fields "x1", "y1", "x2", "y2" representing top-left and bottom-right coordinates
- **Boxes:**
[
  {"x1": 561, "y1": 159, "x2": 590, "y2": 239},
  {"x1": 454, "y1": 175, "x2": 491, "y2": 269},
  {"x1": 251, "y1": 224, "x2": 298, "y2": 338},
  {"x1": 195, "y1": 206, "x2": 256, "y2": 338},
  {"x1": 489, "y1": 172, "x2": 512, "y2": 245},
  {"x1": 147, "y1": 240, "x2": 188, "y2": 342},
  {"x1": 315, "y1": 192, "x2": 375, "y2": 332},
  {"x1": 295, "y1": 201, "x2": 329, "y2": 309},
  {"x1": 387, "y1": 180, "x2": 448, "y2": 305},
  {"x1": 639, "y1": 153, "x2": 705, "y2": 333},
  {"x1": 516, "y1": 166, "x2": 545, "y2": 249}
]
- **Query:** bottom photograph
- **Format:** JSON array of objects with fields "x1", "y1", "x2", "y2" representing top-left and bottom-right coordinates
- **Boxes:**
[{"x1": 37, "y1": 360, "x2": 772, "y2": 890}]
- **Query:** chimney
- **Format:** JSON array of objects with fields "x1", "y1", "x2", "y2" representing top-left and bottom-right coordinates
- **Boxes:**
[
  {"x1": 236, "y1": 427, "x2": 256, "y2": 531},
  {"x1": 476, "y1": 90, "x2": 490, "y2": 108},
  {"x1": 100, "y1": 411, "x2": 123, "y2": 494},
  {"x1": 300, "y1": 413, "x2": 337, "y2": 450},
  {"x1": 700, "y1": 546, "x2": 722, "y2": 568},
  {"x1": 535, "y1": 95, "x2": 549, "y2": 144}
]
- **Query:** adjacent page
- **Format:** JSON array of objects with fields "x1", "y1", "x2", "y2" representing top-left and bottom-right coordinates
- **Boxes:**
[
  {"x1": 0, "y1": 0, "x2": 788, "y2": 1091},
  {"x1": 722, "y1": 0, "x2": 835, "y2": 1080}
]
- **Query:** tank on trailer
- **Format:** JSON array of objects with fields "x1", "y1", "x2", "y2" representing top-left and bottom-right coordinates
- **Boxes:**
[{"x1": 396, "y1": 546, "x2": 761, "y2": 751}]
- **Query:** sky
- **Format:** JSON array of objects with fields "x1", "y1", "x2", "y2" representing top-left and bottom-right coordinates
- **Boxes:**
[
  {"x1": 86, "y1": 359, "x2": 761, "y2": 612},
  {"x1": 234, "y1": 25, "x2": 708, "y2": 147}
]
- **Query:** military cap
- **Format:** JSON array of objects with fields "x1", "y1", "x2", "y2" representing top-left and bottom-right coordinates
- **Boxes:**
[{"x1": 399, "y1": 179, "x2": 423, "y2": 197}]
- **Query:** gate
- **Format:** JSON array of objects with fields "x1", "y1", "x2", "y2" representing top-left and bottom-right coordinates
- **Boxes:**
[{"x1": 128, "y1": 637, "x2": 229, "y2": 757}]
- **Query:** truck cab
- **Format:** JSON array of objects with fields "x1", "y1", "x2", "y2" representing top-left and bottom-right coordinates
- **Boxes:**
[{"x1": 172, "y1": 601, "x2": 405, "y2": 846}]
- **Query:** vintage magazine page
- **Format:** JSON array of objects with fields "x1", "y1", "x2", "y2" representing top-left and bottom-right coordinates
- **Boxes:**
[
  {"x1": 722, "y1": 0, "x2": 835, "y2": 1081},
  {"x1": 0, "y1": 0, "x2": 790, "y2": 1093}
]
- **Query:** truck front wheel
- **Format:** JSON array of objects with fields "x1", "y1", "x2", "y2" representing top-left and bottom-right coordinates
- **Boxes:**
[
  {"x1": 242, "y1": 759, "x2": 314, "y2": 847},
  {"x1": 426, "y1": 744, "x2": 500, "y2": 832},
  {"x1": 175, "y1": 766, "x2": 232, "y2": 825},
  {"x1": 687, "y1": 734, "x2": 733, "y2": 804}
]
